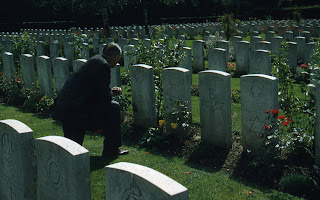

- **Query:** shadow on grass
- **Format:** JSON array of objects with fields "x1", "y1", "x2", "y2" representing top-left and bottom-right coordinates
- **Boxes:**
[
  {"x1": 90, "y1": 155, "x2": 119, "y2": 172},
  {"x1": 184, "y1": 142, "x2": 231, "y2": 173}
]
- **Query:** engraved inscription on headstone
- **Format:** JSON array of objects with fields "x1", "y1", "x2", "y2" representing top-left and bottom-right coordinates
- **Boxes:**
[
  {"x1": 47, "y1": 146, "x2": 63, "y2": 190},
  {"x1": 121, "y1": 182, "x2": 143, "y2": 200}
]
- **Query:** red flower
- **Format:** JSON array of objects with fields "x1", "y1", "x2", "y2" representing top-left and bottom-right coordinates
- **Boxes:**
[
  {"x1": 187, "y1": 172, "x2": 192, "y2": 174},
  {"x1": 278, "y1": 115, "x2": 286, "y2": 120},
  {"x1": 271, "y1": 109, "x2": 280, "y2": 117},
  {"x1": 282, "y1": 121, "x2": 289, "y2": 126},
  {"x1": 300, "y1": 63, "x2": 308, "y2": 69},
  {"x1": 15, "y1": 78, "x2": 20, "y2": 82},
  {"x1": 287, "y1": 117, "x2": 292, "y2": 122},
  {"x1": 146, "y1": 152, "x2": 150, "y2": 155},
  {"x1": 259, "y1": 133, "x2": 265, "y2": 138},
  {"x1": 264, "y1": 125, "x2": 271, "y2": 130},
  {"x1": 265, "y1": 110, "x2": 271, "y2": 113},
  {"x1": 0, "y1": 72, "x2": 2, "y2": 76}
]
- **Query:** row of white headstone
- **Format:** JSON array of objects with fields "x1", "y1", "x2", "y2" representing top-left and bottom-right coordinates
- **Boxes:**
[{"x1": 0, "y1": 119, "x2": 188, "y2": 200}]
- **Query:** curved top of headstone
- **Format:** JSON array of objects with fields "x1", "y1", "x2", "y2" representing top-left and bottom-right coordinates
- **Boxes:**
[
  {"x1": 199, "y1": 70, "x2": 230, "y2": 76},
  {"x1": 214, "y1": 48, "x2": 226, "y2": 51},
  {"x1": 21, "y1": 54, "x2": 33, "y2": 57},
  {"x1": 0, "y1": 119, "x2": 33, "y2": 133},
  {"x1": 38, "y1": 55, "x2": 50, "y2": 59},
  {"x1": 106, "y1": 162, "x2": 188, "y2": 195},
  {"x1": 55, "y1": 57, "x2": 68, "y2": 61},
  {"x1": 132, "y1": 64, "x2": 153, "y2": 69},
  {"x1": 241, "y1": 74, "x2": 277, "y2": 80},
  {"x1": 36, "y1": 136, "x2": 89, "y2": 156},
  {"x1": 163, "y1": 67, "x2": 189, "y2": 72},
  {"x1": 4, "y1": 52, "x2": 13, "y2": 56}
]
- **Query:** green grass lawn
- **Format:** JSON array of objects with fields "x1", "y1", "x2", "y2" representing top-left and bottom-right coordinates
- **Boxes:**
[
  {"x1": 0, "y1": 34, "x2": 313, "y2": 199},
  {"x1": 0, "y1": 77, "x2": 305, "y2": 200}
]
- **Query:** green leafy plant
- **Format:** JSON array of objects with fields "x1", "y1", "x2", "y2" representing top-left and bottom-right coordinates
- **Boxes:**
[
  {"x1": 139, "y1": 100, "x2": 194, "y2": 154},
  {"x1": 279, "y1": 173, "x2": 314, "y2": 197}
]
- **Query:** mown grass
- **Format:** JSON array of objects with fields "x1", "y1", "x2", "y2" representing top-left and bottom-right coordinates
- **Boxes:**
[{"x1": 0, "y1": 76, "x2": 304, "y2": 200}]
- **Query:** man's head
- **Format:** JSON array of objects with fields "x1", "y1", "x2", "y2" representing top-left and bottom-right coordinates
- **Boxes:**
[{"x1": 102, "y1": 42, "x2": 122, "y2": 68}]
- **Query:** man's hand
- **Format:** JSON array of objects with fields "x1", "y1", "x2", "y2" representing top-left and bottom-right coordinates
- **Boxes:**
[{"x1": 111, "y1": 87, "x2": 122, "y2": 96}]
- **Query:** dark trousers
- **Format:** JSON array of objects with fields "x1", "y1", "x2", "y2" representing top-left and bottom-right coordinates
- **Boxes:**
[{"x1": 62, "y1": 101, "x2": 122, "y2": 151}]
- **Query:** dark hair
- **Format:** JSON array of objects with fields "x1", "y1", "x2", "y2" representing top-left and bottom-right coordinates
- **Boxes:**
[{"x1": 102, "y1": 42, "x2": 122, "y2": 57}]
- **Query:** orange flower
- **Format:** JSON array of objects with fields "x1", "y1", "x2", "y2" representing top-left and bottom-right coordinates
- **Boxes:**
[{"x1": 41, "y1": 97, "x2": 45, "y2": 101}]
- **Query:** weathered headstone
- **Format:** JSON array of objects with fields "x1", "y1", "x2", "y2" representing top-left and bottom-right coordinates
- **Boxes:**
[
  {"x1": 199, "y1": 70, "x2": 232, "y2": 149},
  {"x1": 123, "y1": 45, "x2": 136, "y2": 70},
  {"x1": 105, "y1": 162, "x2": 188, "y2": 200},
  {"x1": 216, "y1": 40, "x2": 229, "y2": 62},
  {"x1": 93, "y1": 37, "x2": 100, "y2": 54},
  {"x1": 50, "y1": 40, "x2": 59, "y2": 59},
  {"x1": 179, "y1": 47, "x2": 193, "y2": 84},
  {"x1": 236, "y1": 41, "x2": 250, "y2": 75},
  {"x1": 37, "y1": 41, "x2": 46, "y2": 56},
  {"x1": 256, "y1": 41, "x2": 271, "y2": 51},
  {"x1": 305, "y1": 42, "x2": 316, "y2": 63},
  {"x1": 0, "y1": 119, "x2": 37, "y2": 200},
  {"x1": 2, "y1": 52, "x2": 16, "y2": 80},
  {"x1": 232, "y1": 36, "x2": 242, "y2": 60},
  {"x1": 81, "y1": 43, "x2": 90, "y2": 59},
  {"x1": 163, "y1": 67, "x2": 192, "y2": 129},
  {"x1": 36, "y1": 55, "x2": 54, "y2": 96},
  {"x1": 20, "y1": 54, "x2": 36, "y2": 88},
  {"x1": 295, "y1": 36, "x2": 306, "y2": 61},
  {"x1": 287, "y1": 42, "x2": 298, "y2": 73},
  {"x1": 52, "y1": 57, "x2": 70, "y2": 91},
  {"x1": 72, "y1": 59, "x2": 87, "y2": 72},
  {"x1": 241, "y1": 74, "x2": 279, "y2": 154},
  {"x1": 271, "y1": 36, "x2": 283, "y2": 56},
  {"x1": 35, "y1": 136, "x2": 91, "y2": 200},
  {"x1": 207, "y1": 48, "x2": 226, "y2": 71},
  {"x1": 250, "y1": 36, "x2": 262, "y2": 51},
  {"x1": 130, "y1": 64, "x2": 157, "y2": 128},
  {"x1": 110, "y1": 65, "x2": 121, "y2": 88},
  {"x1": 249, "y1": 50, "x2": 271, "y2": 75},
  {"x1": 64, "y1": 42, "x2": 74, "y2": 62},
  {"x1": 192, "y1": 40, "x2": 205, "y2": 73}
]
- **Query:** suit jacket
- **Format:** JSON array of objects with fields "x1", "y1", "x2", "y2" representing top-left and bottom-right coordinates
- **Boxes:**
[{"x1": 53, "y1": 54, "x2": 113, "y2": 123}]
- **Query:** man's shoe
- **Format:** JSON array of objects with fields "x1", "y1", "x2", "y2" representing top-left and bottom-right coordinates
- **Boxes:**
[{"x1": 102, "y1": 149, "x2": 129, "y2": 157}]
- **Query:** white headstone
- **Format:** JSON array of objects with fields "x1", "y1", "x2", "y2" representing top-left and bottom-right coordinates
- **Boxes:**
[
  {"x1": 249, "y1": 50, "x2": 271, "y2": 75},
  {"x1": 241, "y1": 74, "x2": 279, "y2": 154},
  {"x1": 130, "y1": 64, "x2": 157, "y2": 128},
  {"x1": 207, "y1": 48, "x2": 226, "y2": 71},
  {"x1": 0, "y1": 119, "x2": 36, "y2": 200},
  {"x1": 72, "y1": 59, "x2": 87, "y2": 72},
  {"x1": 20, "y1": 54, "x2": 36, "y2": 88},
  {"x1": 36, "y1": 55, "x2": 54, "y2": 96},
  {"x1": 236, "y1": 41, "x2": 250, "y2": 75},
  {"x1": 35, "y1": 136, "x2": 91, "y2": 200},
  {"x1": 105, "y1": 162, "x2": 188, "y2": 200},
  {"x1": 199, "y1": 70, "x2": 232, "y2": 149},
  {"x1": 2, "y1": 52, "x2": 16, "y2": 80},
  {"x1": 52, "y1": 57, "x2": 70, "y2": 91},
  {"x1": 192, "y1": 40, "x2": 205, "y2": 73},
  {"x1": 163, "y1": 67, "x2": 192, "y2": 130}
]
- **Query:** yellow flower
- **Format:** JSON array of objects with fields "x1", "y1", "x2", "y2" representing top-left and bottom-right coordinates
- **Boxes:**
[
  {"x1": 170, "y1": 123, "x2": 178, "y2": 129},
  {"x1": 159, "y1": 120, "x2": 165, "y2": 126}
]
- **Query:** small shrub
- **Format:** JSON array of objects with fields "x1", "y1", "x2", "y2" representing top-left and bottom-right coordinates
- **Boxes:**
[{"x1": 279, "y1": 173, "x2": 314, "y2": 197}]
